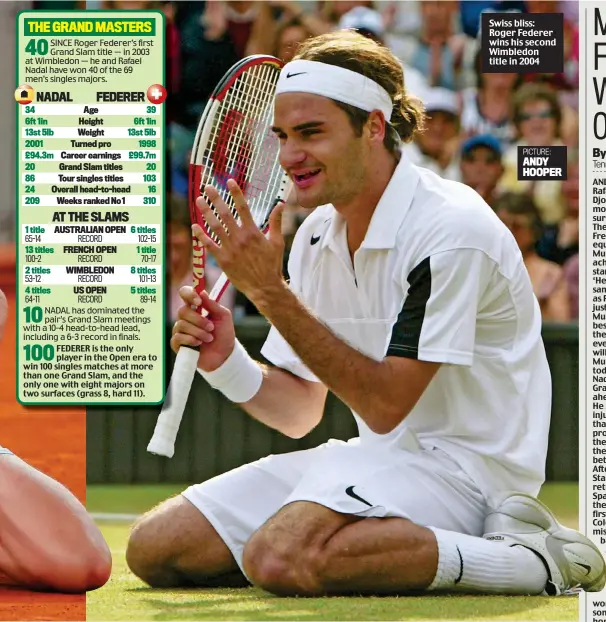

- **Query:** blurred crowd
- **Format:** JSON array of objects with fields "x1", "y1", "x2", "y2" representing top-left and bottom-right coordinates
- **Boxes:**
[{"x1": 36, "y1": 0, "x2": 582, "y2": 324}]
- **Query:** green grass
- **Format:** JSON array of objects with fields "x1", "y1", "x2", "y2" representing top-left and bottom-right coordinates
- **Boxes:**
[{"x1": 86, "y1": 483, "x2": 581, "y2": 621}]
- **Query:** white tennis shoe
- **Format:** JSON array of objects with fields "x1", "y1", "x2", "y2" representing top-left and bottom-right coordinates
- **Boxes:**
[{"x1": 483, "y1": 493, "x2": 606, "y2": 595}]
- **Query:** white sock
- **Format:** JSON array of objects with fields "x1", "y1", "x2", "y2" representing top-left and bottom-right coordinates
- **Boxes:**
[{"x1": 427, "y1": 527, "x2": 548, "y2": 594}]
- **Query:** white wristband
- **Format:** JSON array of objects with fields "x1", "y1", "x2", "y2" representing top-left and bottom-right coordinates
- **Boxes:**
[{"x1": 198, "y1": 340, "x2": 263, "y2": 403}]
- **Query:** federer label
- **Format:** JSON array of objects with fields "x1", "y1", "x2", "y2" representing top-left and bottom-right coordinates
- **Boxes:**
[
  {"x1": 16, "y1": 11, "x2": 165, "y2": 405},
  {"x1": 517, "y1": 145, "x2": 567, "y2": 181}
]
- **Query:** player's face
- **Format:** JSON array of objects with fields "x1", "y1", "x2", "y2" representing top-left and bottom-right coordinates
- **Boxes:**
[{"x1": 273, "y1": 93, "x2": 371, "y2": 209}]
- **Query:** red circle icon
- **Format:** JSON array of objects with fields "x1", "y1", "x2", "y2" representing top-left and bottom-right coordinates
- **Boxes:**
[{"x1": 147, "y1": 84, "x2": 167, "y2": 105}]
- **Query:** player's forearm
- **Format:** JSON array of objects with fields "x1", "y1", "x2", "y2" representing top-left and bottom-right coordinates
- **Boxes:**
[
  {"x1": 240, "y1": 365, "x2": 325, "y2": 438},
  {"x1": 253, "y1": 283, "x2": 414, "y2": 434}
]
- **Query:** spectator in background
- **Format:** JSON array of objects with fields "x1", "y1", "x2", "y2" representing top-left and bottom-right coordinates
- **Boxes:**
[
  {"x1": 246, "y1": 1, "x2": 331, "y2": 58},
  {"x1": 523, "y1": 0, "x2": 578, "y2": 93},
  {"x1": 394, "y1": 0, "x2": 471, "y2": 91},
  {"x1": 405, "y1": 87, "x2": 461, "y2": 181},
  {"x1": 338, "y1": 5, "x2": 384, "y2": 42},
  {"x1": 458, "y1": 1, "x2": 525, "y2": 38},
  {"x1": 272, "y1": 15, "x2": 314, "y2": 62},
  {"x1": 319, "y1": 0, "x2": 374, "y2": 28},
  {"x1": 459, "y1": 134, "x2": 504, "y2": 208},
  {"x1": 460, "y1": 51, "x2": 521, "y2": 149},
  {"x1": 169, "y1": 3, "x2": 240, "y2": 197},
  {"x1": 537, "y1": 160, "x2": 579, "y2": 265},
  {"x1": 382, "y1": 0, "x2": 421, "y2": 38},
  {"x1": 495, "y1": 193, "x2": 570, "y2": 323},
  {"x1": 499, "y1": 83, "x2": 565, "y2": 225},
  {"x1": 338, "y1": 6, "x2": 430, "y2": 99},
  {"x1": 162, "y1": 2, "x2": 180, "y2": 125},
  {"x1": 201, "y1": 1, "x2": 260, "y2": 59},
  {"x1": 563, "y1": 253, "x2": 579, "y2": 321}
]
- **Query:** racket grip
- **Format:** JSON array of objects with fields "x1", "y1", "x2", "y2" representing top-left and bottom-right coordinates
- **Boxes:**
[
  {"x1": 147, "y1": 347, "x2": 200, "y2": 458},
  {"x1": 208, "y1": 272, "x2": 229, "y2": 301}
]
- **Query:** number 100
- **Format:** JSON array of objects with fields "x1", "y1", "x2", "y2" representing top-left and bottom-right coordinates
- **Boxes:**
[{"x1": 23, "y1": 344, "x2": 54, "y2": 361}]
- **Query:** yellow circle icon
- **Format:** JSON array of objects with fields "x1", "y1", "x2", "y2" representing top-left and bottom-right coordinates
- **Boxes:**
[{"x1": 15, "y1": 84, "x2": 34, "y2": 105}]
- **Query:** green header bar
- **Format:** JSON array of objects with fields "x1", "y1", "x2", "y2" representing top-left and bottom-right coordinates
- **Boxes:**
[{"x1": 24, "y1": 18, "x2": 156, "y2": 36}]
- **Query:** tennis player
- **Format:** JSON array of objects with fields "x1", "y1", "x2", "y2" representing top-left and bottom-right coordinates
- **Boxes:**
[
  {"x1": 127, "y1": 32, "x2": 603, "y2": 596},
  {"x1": 0, "y1": 288, "x2": 111, "y2": 592}
]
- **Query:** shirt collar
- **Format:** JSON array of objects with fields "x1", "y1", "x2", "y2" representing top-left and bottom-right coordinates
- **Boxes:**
[{"x1": 321, "y1": 149, "x2": 419, "y2": 251}]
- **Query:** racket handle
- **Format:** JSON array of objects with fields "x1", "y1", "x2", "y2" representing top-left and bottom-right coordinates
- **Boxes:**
[
  {"x1": 208, "y1": 272, "x2": 229, "y2": 301},
  {"x1": 148, "y1": 272, "x2": 231, "y2": 458},
  {"x1": 147, "y1": 346, "x2": 200, "y2": 458}
]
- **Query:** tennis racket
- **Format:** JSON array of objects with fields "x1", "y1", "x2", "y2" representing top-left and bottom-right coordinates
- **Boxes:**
[{"x1": 147, "y1": 55, "x2": 291, "y2": 458}]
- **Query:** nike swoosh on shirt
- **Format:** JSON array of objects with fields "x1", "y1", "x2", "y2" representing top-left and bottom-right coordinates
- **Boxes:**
[
  {"x1": 310, "y1": 234, "x2": 321, "y2": 245},
  {"x1": 286, "y1": 72, "x2": 307, "y2": 78},
  {"x1": 345, "y1": 486, "x2": 372, "y2": 507}
]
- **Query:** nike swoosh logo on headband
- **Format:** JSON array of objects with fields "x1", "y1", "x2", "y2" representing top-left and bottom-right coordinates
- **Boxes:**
[{"x1": 286, "y1": 72, "x2": 307, "y2": 78}]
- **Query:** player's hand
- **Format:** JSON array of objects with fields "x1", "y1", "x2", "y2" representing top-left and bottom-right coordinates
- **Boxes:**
[
  {"x1": 170, "y1": 287, "x2": 236, "y2": 372},
  {"x1": 193, "y1": 179, "x2": 286, "y2": 305}
]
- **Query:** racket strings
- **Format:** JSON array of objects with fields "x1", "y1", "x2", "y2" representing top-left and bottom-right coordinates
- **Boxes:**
[
  {"x1": 218, "y1": 63, "x2": 276, "y2": 193},
  {"x1": 199, "y1": 62, "x2": 285, "y2": 244},
  {"x1": 211, "y1": 66, "x2": 278, "y2": 209}
]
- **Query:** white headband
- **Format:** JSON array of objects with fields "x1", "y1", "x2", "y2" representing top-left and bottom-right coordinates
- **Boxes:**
[{"x1": 275, "y1": 60, "x2": 393, "y2": 122}]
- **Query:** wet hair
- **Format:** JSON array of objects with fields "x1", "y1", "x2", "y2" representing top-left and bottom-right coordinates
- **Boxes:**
[{"x1": 294, "y1": 31, "x2": 426, "y2": 155}]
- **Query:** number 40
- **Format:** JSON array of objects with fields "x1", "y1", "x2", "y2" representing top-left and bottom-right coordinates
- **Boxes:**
[{"x1": 25, "y1": 39, "x2": 48, "y2": 55}]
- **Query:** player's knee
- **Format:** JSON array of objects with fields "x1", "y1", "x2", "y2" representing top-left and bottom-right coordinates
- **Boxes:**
[
  {"x1": 37, "y1": 543, "x2": 111, "y2": 593},
  {"x1": 243, "y1": 532, "x2": 323, "y2": 596},
  {"x1": 242, "y1": 536, "x2": 295, "y2": 594},
  {"x1": 126, "y1": 517, "x2": 159, "y2": 583},
  {"x1": 126, "y1": 513, "x2": 178, "y2": 587}
]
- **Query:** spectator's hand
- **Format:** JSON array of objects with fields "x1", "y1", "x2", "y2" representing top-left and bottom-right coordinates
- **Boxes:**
[
  {"x1": 201, "y1": 0, "x2": 227, "y2": 41},
  {"x1": 429, "y1": 41, "x2": 442, "y2": 86},
  {"x1": 171, "y1": 287, "x2": 236, "y2": 372},
  {"x1": 382, "y1": 2, "x2": 397, "y2": 31},
  {"x1": 557, "y1": 218, "x2": 579, "y2": 249},
  {"x1": 162, "y1": 1, "x2": 176, "y2": 22},
  {"x1": 267, "y1": 0, "x2": 298, "y2": 12}
]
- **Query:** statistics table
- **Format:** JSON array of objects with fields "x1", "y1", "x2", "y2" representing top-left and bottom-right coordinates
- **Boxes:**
[{"x1": 16, "y1": 12, "x2": 166, "y2": 404}]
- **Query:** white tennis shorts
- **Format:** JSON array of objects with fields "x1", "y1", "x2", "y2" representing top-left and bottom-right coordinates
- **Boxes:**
[{"x1": 182, "y1": 437, "x2": 487, "y2": 574}]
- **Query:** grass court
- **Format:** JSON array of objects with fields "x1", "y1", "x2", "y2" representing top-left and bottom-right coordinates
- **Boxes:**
[{"x1": 86, "y1": 482, "x2": 581, "y2": 621}]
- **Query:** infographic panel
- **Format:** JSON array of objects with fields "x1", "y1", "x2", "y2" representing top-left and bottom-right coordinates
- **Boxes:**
[{"x1": 16, "y1": 12, "x2": 165, "y2": 404}]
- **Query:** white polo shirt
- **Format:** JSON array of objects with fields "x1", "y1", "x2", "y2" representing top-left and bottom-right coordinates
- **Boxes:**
[{"x1": 261, "y1": 152, "x2": 551, "y2": 502}]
